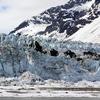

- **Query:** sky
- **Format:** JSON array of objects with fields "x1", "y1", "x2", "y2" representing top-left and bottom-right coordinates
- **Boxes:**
[{"x1": 0, "y1": 0, "x2": 68, "y2": 33}]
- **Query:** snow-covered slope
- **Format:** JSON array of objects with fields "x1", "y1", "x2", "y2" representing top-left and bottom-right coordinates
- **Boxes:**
[{"x1": 67, "y1": 16, "x2": 100, "y2": 43}]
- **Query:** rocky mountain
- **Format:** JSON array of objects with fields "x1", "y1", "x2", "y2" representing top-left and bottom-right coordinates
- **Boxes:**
[{"x1": 10, "y1": 0, "x2": 100, "y2": 41}]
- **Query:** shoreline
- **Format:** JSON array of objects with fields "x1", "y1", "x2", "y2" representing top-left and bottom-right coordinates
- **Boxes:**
[{"x1": 0, "y1": 86, "x2": 100, "y2": 97}]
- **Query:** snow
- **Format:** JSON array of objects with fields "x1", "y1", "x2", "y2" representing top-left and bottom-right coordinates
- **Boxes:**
[
  {"x1": 68, "y1": 0, "x2": 95, "y2": 12},
  {"x1": 66, "y1": 16, "x2": 100, "y2": 43},
  {"x1": 14, "y1": 23, "x2": 67, "y2": 41},
  {"x1": 15, "y1": 24, "x2": 49, "y2": 36},
  {"x1": 81, "y1": 0, "x2": 95, "y2": 10}
]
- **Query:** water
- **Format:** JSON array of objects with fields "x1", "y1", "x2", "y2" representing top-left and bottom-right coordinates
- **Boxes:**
[{"x1": 0, "y1": 97, "x2": 100, "y2": 100}]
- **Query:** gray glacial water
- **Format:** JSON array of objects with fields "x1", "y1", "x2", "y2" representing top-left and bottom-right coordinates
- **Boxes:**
[{"x1": 0, "y1": 97, "x2": 100, "y2": 100}]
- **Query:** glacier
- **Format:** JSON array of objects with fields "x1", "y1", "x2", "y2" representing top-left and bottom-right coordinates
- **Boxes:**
[{"x1": 0, "y1": 34, "x2": 100, "y2": 83}]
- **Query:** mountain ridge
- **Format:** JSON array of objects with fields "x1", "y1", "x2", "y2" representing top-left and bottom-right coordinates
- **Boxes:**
[{"x1": 9, "y1": 0, "x2": 100, "y2": 43}]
